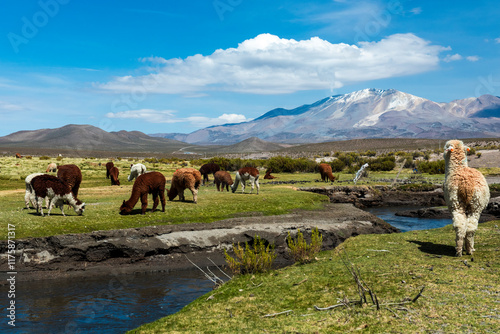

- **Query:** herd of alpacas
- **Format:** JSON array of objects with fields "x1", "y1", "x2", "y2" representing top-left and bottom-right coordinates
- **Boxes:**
[
  {"x1": 21, "y1": 140, "x2": 491, "y2": 257},
  {"x1": 23, "y1": 162, "x2": 261, "y2": 217}
]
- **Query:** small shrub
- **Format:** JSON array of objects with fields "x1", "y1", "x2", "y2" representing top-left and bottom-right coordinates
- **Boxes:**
[
  {"x1": 56, "y1": 156, "x2": 63, "y2": 161},
  {"x1": 476, "y1": 152, "x2": 482, "y2": 159},
  {"x1": 287, "y1": 228, "x2": 323, "y2": 264},
  {"x1": 39, "y1": 156, "x2": 51, "y2": 160},
  {"x1": 224, "y1": 236, "x2": 276, "y2": 275}
]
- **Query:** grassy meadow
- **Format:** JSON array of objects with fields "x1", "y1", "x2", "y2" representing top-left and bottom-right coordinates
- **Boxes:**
[
  {"x1": 130, "y1": 221, "x2": 500, "y2": 333},
  {"x1": 0, "y1": 156, "x2": 339, "y2": 240}
]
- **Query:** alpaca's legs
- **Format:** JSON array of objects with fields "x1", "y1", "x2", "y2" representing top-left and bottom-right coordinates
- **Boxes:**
[
  {"x1": 179, "y1": 189, "x2": 185, "y2": 201},
  {"x1": 152, "y1": 191, "x2": 159, "y2": 212},
  {"x1": 36, "y1": 197, "x2": 44, "y2": 216},
  {"x1": 255, "y1": 178, "x2": 260, "y2": 195},
  {"x1": 452, "y1": 211, "x2": 467, "y2": 256},
  {"x1": 159, "y1": 190, "x2": 166, "y2": 212},
  {"x1": 241, "y1": 181, "x2": 246, "y2": 193},
  {"x1": 465, "y1": 231, "x2": 476, "y2": 255},
  {"x1": 191, "y1": 187, "x2": 198, "y2": 203},
  {"x1": 140, "y1": 193, "x2": 148, "y2": 215},
  {"x1": 464, "y1": 212, "x2": 480, "y2": 255},
  {"x1": 24, "y1": 190, "x2": 31, "y2": 209}
]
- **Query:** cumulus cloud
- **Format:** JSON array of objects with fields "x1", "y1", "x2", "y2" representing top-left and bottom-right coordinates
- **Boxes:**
[
  {"x1": 443, "y1": 53, "x2": 463, "y2": 62},
  {"x1": 466, "y1": 56, "x2": 480, "y2": 62},
  {"x1": 106, "y1": 109, "x2": 248, "y2": 126},
  {"x1": 99, "y1": 33, "x2": 448, "y2": 95},
  {"x1": 495, "y1": 37, "x2": 500, "y2": 43}
]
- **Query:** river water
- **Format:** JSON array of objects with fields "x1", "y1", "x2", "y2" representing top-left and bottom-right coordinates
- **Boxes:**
[
  {"x1": 0, "y1": 206, "x2": 451, "y2": 334},
  {"x1": 0, "y1": 269, "x2": 214, "y2": 334},
  {"x1": 366, "y1": 206, "x2": 451, "y2": 232}
]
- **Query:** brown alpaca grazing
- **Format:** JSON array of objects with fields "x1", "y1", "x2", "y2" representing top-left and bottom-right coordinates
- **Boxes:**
[
  {"x1": 31, "y1": 174, "x2": 85, "y2": 216},
  {"x1": 168, "y1": 168, "x2": 202, "y2": 203},
  {"x1": 199, "y1": 163, "x2": 220, "y2": 185},
  {"x1": 319, "y1": 163, "x2": 336, "y2": 182},
  {"x1": 264, "y1": 168, "x2": 276, "y2": 179},
  {"x1": 105, "y1": 162, "x2": 114, "y2": 179},
  {"x1": 46, "y1": 162, "x2": 57, "y2": 173},
  {"x1": 57, "y1": 164, "x2": 82, "y2": 198},
  {"x1": 109, "y1": 166, "x2": 120, "y2": 186},
  {"x1": 120, "y1": 172, "x2": 166, "y2": 215},
  {"x1": 214, "y1": 171, "x2": 233, "y2": 192},
  {"x1": 15, "y1": 153, "x2": 22, "y2": 159}
]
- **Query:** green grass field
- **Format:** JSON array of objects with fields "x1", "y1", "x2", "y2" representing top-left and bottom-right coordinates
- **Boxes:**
[
  {"x1": 0, "y1": 156, "x2": 337, "y2": 239},
  {"x1": 130, "y1": 221, "x2": 500, "y2": 333}
]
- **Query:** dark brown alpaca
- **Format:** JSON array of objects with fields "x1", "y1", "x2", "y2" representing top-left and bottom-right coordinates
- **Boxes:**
[
  {"x1": 168, "y1": 168, "x2": 202, "y2": 203},
  {"x1": 15, "y1": 153, "x2": 22, "y2": 159},
  {"x1": 57, "y1": 164, "x2": 82, "y2": 198},
  {"x1": 109, "y1": 166, "x2": 120, "y2": 186},
  {"x1": 319, "y1": 163, "x2": 336, "y2": 182},
  {"x1": 264, "y1": 168, "x2": 276, "y2": 179},
  {"x1": 120, "y1": 172, "x2": 166, "y2": 215},
  {"x1": 105, "y1": 162, "x2": 114, "y2": 179},
  {"x1": 199, "y1": 163, "x2": 220, "y2": 185},
  {"x1": 214, "y1": 171, "x2": 233, "y2": 192},
  {"x1": 31, "y1": 174, "x2": 85, "y2": 216}
]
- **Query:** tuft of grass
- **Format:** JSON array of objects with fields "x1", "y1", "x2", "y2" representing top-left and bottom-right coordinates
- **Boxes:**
[
  {"x1": 224, "y1": 235, "x2": 277, "y2": 275},
  {"x1": 129, "y1": 220, "x2": 500, "y2": 333},
  {"x1": 287, "y1": 227, "x2": 323, "y2": 264}
]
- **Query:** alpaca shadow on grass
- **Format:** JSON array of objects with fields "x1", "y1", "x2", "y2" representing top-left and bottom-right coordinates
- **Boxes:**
[
  {"x1": 119, "y1": 208, "x2": 162, "y2": 215},
  {"x1": 408, "y1": 240, "x2": 456, "y2": 257}
]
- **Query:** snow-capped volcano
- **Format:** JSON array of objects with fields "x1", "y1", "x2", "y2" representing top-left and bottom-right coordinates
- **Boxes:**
[{"x1": 155, "y1": 89, "x2": 500, "y2": 144}]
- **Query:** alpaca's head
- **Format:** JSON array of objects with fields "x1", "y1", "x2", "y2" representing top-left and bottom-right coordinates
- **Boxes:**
[
  {"x1": 120, "y1": 200, "x2": 132, "y2": 214},
  {"x1": 73, "y1": 200, "x2": 85, "y2": 215},
  {"x1": 444, "y1": 139, "x2": 469, "y2": 167}
]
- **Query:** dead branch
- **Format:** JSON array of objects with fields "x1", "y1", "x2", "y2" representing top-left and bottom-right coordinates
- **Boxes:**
[
  {"x1": 411, "y1": 286, "x2": 425, "y2": 303},
  {"x1": 262, "y1": 310, "x2": 293, "y2": 317},
  {"x1": 185, "y1": 255, "x2": 224, "y2": 286},
  {"x1": 208, "y1": 257, "x2": 232, "y2": 280},
  {"x1": 314, "y1": 304, "x2": 344, "y2": 311},
  {"x1": 293, "y1": 278, "x2": 308, "y2": 286}
]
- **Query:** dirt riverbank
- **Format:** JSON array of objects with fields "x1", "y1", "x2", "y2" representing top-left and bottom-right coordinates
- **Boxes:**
[{"x1": 0, "y1": 203, "x2": 397, "y2": 282}]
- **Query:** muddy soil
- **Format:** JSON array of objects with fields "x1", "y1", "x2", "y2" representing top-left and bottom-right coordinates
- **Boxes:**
[{"x1": 0, "y1": 203, "x2": 396, "y2": 282}]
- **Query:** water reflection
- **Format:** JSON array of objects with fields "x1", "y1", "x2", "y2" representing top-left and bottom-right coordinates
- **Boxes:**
[{"x1": 0, "y1": 269, "x2": 214, "y2": 334}]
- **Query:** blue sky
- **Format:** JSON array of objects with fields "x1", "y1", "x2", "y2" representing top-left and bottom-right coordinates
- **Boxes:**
[{"x1": 0, "y1": 0, "x2": 499, "y2": 136}]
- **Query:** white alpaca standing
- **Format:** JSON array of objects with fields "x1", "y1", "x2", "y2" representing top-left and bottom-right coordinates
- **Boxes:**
[
  {"x1": 231, "y1": 167, "x2": 260, "y2": 194},
  {"x1": 24, "y1": 173, "x2": 47, "y2": 209},
  {"x1": 128, "y1": 163, "x2": 147, "y2": 181},
  {"x1": 443, "y1": 140, "x2": 490, "y2": 257}
]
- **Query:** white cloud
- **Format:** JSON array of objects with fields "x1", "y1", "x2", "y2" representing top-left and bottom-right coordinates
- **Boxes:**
[
  {"x1": 443, "y1": 53, "x2": 463, "y2": 62},
  {"x1": 410, "y1": 7, "x2": 422, "y2": 15},
  {"x1": 106, "y1": 109, "x2": 249, "y2": 126},
  {"x1": 466, "y1": 56, "x2": 480, "y2": 62},
  {"x1": 0, "y1": 101, "x2": 25, "y2": 112},
  {"x1": 99, "y1": 33, "x2": 448, "y2": 95},
  {"x1": 495, "y1": 37, "x2": 500, "y2": 44},
  {"x1": 106, "y1": 109, "x2": 179, "y2": 123}
]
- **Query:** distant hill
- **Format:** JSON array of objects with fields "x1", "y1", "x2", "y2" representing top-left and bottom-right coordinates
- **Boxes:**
[
  {"x1": 0, "y1": 124, "x2": 200, "y2": 155},
  {"x1": 153, "y1": 89, "x2": 500, "y2": 145},
  {"x1": 212, "y1": 137, "x2": 287, "y2": 153}
]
